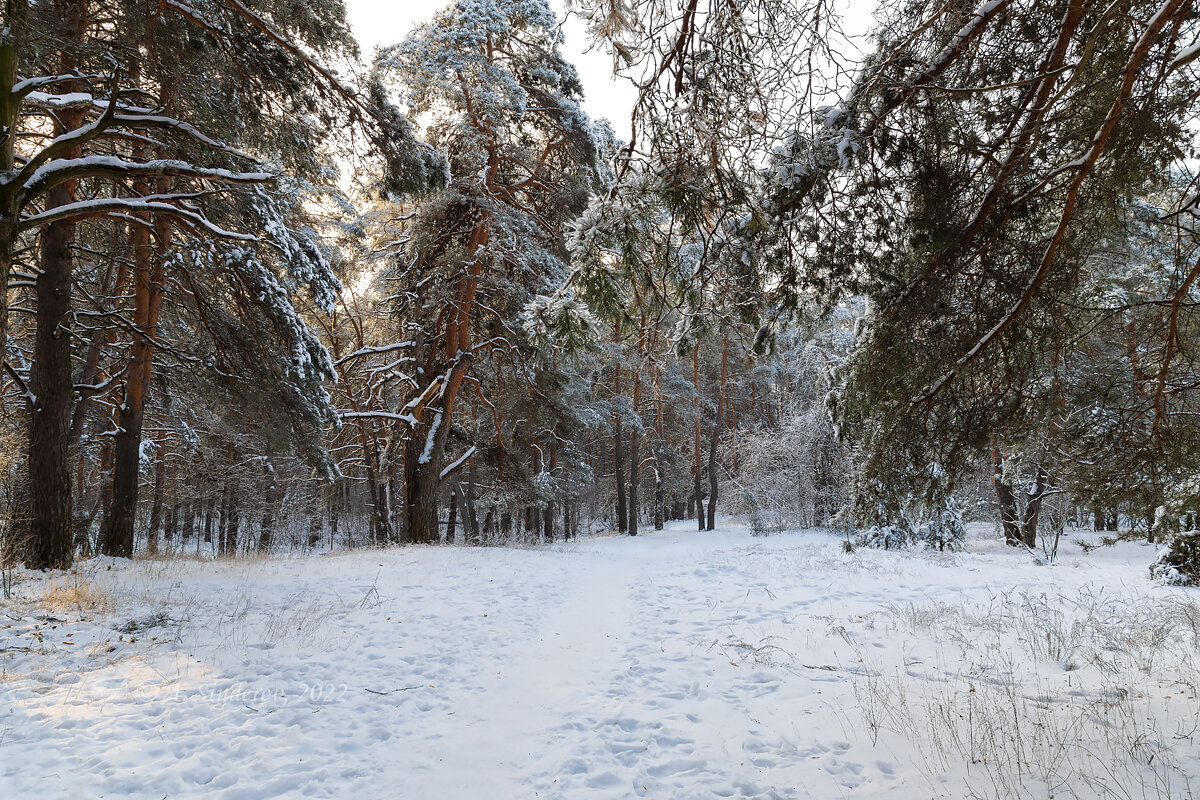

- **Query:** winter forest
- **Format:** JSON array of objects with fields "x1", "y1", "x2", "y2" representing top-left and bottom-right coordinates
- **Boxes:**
[{"x1": 4, "y1": 0, "x2": 1200, "y2": 796}]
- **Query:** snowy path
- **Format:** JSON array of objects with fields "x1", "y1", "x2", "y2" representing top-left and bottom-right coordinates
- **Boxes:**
[{"x1": 2, "y1": 522, "x2": 1197, "y2": 799}]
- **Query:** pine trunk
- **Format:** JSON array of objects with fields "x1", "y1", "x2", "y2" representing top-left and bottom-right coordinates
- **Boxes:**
[
  {"x1": 146, "y1": 445, "x2": 165, "y2": 555},
  {"x1": 99, "y1": 173, "x2": 169, "y2": 557},
  {"x1": 614, "y1": 420, "x2": 627, "y2": 533},
  {"x1": 692, "y1": 342, "x2": 704, "y2": 531},
  {"x1": 706, "y1": 333, "x2": 729, "y2": 532},
  {"x1": 0, "y1": 0, "x2": 23, "y2": 395},
  {"x1": 706, "y1": 421, "x2": 720, "y2": 532},
  {"x1": 628, "y1": 429, "x2": 639, "y2": 536},
  {"x1": 990, "y1": 446, "x2": 1022, "y2": 546},
  {"x1": 26, "y1": 7, "x2": 86, "y2": 568},
  {"x1": 1021, "y1": 465, "x2": 1048, "y2": 548}
]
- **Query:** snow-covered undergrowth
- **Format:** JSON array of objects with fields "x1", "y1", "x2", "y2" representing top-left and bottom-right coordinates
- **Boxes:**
[{"x1": 2, "y1": 522, "x2": 1197, "y2": 798}]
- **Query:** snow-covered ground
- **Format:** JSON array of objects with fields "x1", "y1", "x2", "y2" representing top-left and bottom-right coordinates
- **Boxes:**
[{"x1": 2, "y1": 522, "x2": 1198, "y2": 799}]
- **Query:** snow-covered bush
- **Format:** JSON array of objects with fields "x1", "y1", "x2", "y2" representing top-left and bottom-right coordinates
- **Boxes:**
[
  {"x1": 852, "y1": 464, "x2": 966, "y2": 552},
  {"x1": 853, "y1": 521, "x2": 914, "y2": 550},
  {"x1": 1151, "y1": 532, "x2": 1200, "y2": 586},
  {"x1": 741, "y1": 490, "x2": 773, "y2": 537},
  {"x1": 915, "y1": 495, "x2": 967, "y2": 552}
]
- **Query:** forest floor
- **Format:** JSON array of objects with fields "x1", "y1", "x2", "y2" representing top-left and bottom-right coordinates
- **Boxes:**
[{"x1": 1, "y1": 521, "x2": 1199, "y2": 799}]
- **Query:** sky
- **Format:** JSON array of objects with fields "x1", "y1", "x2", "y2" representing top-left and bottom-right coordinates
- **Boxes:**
[
  {"x1": 343, "y1": 0, "x2": 641, "y2": 128},
  {"x1": 343, "y1": 0, "x2": 881, "y2": 145}
]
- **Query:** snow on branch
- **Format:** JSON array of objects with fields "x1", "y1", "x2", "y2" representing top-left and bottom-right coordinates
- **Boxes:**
[
  {"x1": 333, "y1": 341, "x2": 416, "y2": 367},
  {"x1": 339, "y1": 410, "x2": 420, "y2": 426},
  {"x1": 439, "y1": 446, "x2": 477, "y2": 481},
  {"x1": 20, "y1": 197, "x2": 258, "y2": 240},
  {"x1": 21, "y1": 156, "x2": 272, "y2": 195}
]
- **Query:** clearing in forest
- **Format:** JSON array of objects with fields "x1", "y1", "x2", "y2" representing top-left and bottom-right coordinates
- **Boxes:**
[{"x1": 2, "y1": 522, "x2": 1197, "y2": 799}]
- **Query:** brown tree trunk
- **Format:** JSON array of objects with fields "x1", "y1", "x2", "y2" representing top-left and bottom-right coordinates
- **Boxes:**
[
  {"x1": 201, "y1": 485, "x2": 216, "y2": 544},
  {"x1": 706, "y1": 421, "x2": 720, "y2": 532},
  {"x1": 0, "y1": 0, "x2": 23, "y2": 396},
  {"x1": 654, "y1": 465, "x2": 664, "y2": 531},
  {"x1": 1021, "y1": 464, "x2": 1048, "y2": 548},
  {"x1": 100, "y1": 174, "x2": 169, "y2": 557},
  {"x1": 446, "y1": 486, "x2": 458, "y2": 543},
  {"x1": 25, "y1": 1, "x2": 87, "y2": 569},
  {"x1": 464, "y1": 456, "x2": 478, "y2": 543},
  {"x1": 692, "y1": 342, "x2": 704, "y2": 530},
  {"x1": 404, "y1": 210, "x2": 489, "y2": 543},
  {"x1": 28, "y1": 178, "x2": 78, "y2": 569},
  {"x1": 218, "y1": 474, "x2": 233, "y2": 556},
  {"x1": 706, "y1": 333, "x2": 729, "y2": 532},
  {"x1": 653, "y1": 362, "x2": 665, "y2": 531},
  {"x1": 258, "y1": 459, "x2": 278, "y2": 552},
  {"x1": 628, "y1": 362, "x2": 641, "y2": 536},
  {"x1": 146, "y1": 443, "x2": 165, "y2": 555},
  {"x1": 990, "y1": 445, "x2": 1022, "y2": 546},
  {"x1": 163, "y1": 500, "x2": 177, "y2": 545}
]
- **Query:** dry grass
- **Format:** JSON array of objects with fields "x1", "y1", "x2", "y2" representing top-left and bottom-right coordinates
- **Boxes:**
[
  {"x1": 845, "y1": 588, "x2": 1200, "y2": 799},
  {"x1": 32, "y1": 571, "x2": 115, "y2": 615}
]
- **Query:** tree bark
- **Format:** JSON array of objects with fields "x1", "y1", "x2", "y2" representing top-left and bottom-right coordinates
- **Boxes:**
[
  {"x1": 706, "y1": 333, "x2": 729, "y2": 532},
  {"x1": 654, "y1": 463, "x2": 664, "y2": 531},
  {"x1": 990, "y1": 445, "x2": 1022, "y2": 546},
  {"x1": 692, "y1": 342, "x2": 704, "y2": 530},
  {"x1": 146, "y1": 443, "x2": 165, "y2": 555},
  {"x1": 706, "y1": 421, "x2": 720, "y2": 532},
  {"x1": 0, "y1": 0, "x2": 28, "y2": 408},
  {"x1": 182, "y1": 497, "x2": 196, "y2": 541},
  {"x1": 201, "y1": 484, "x2": 216, "y2": 544},
  {"x1": 25, "y1": 0, "x2": 88, "y2": 569},
  {"x1": 446, "y1": 486, "x2": 458, "y2": 543},
  {"x1": 628, "y1": 428, "x2": 639, "y2": 537},
  {"x1": 464, "y1": 455, "x2": 478, "y2": 542},
  {"x1": 227, "y1": 502, "x2": 241, "y2": 556},
  {"x1": 1021, "y1": 464, "x2": 1048, "y2": 548},
  {"x1": 613, "y1": 350, "x2": 627, "y2": 533},
  {"x1": 27, "y1": 171, "x2": 78, "y2": 569},
  {"x1": 164, "y1": 500, "x2": 177, "y2": 544},
  {"x1": 258, "y1": 459, "x2": 278, "y2": 552},
  {"x1": 99, "y1": 162, "x2": 169, "y2": 557}
]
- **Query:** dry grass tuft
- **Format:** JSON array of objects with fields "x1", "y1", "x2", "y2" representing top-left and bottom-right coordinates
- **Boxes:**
[{"x1": 34, "y1": 572, "x2": 114, "y2": 615}]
